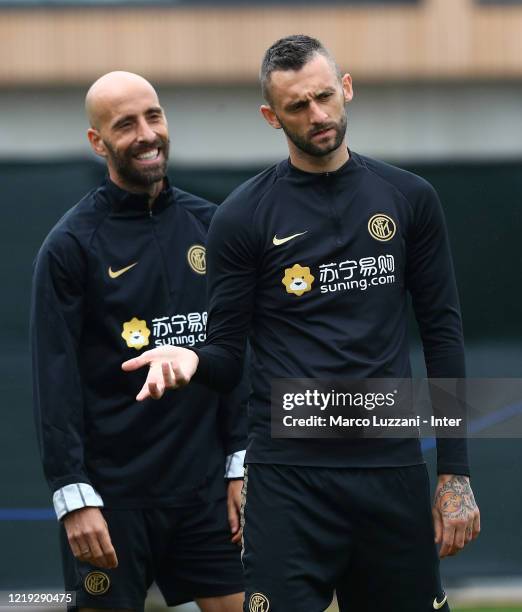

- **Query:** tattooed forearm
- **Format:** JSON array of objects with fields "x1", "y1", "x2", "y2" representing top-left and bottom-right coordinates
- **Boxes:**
[{"x1": 436, "y1": 475, "x2": 478, "y2": 520}]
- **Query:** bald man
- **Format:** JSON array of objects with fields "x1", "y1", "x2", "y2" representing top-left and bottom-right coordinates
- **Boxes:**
[{"x1": 31, "y1": 72, "x2": 246, "y2": 612}]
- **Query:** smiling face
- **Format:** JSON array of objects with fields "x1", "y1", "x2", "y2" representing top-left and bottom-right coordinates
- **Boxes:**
[
  {"x1": 261, "y1": 54, "x2": 353, "y2": 167},
  {"x1": 86, "y1": 72, "x2": 169, "y2": 194}
]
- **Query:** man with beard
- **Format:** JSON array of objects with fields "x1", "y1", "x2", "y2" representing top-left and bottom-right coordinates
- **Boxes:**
[
  {"x1": 31, "y1": 71, "x2": 246, "y2": 612},
  {"x1": 124, "y1": 37, "x2": 481, "y2": 612}
]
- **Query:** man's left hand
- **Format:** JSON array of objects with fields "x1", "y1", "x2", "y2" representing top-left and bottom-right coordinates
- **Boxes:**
[
  {"x1": 432, "y1": 474, "x2": 480, "y2": 558},
  {"x1": 226, "y1": 480, "x2": 243, "y2": 546}
]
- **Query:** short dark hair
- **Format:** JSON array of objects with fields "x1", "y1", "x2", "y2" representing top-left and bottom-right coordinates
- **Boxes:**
[{"x1": 260, "y1": 34, "x2": 340, "y2": 104}]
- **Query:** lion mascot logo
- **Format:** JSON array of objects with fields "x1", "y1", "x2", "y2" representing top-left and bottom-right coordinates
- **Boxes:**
[
  {"x1": 121, "y1": 317, "x2": 151, "y2": 350},
  {"x1": 282, "y1": 264, "x2": 315, "y2": 296}
]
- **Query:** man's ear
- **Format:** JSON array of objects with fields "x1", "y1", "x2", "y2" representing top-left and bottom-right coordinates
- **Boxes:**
[
  {"x1": 260, "y1": 105, "x2": 282, "y2": 130},
  {"x1": 87, "y1": 128, "x2": 107, "y2": 158},
  {"x1": 341, "y1": 73, "x2": 354, "y2": 103}
]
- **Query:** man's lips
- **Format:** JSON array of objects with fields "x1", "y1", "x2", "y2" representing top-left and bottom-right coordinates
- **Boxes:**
[
  {"x1": 133, "y1": 147, "x2": 162, "y2": 164},
  {"x1": 311, "y1": 127, "x2": 335, "y2": 139}
]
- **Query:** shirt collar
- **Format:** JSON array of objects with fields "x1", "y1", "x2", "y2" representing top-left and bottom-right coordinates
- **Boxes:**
[
  {"x1": 103, "y1": 175, "x2": 174, "y2": 213},
  {"x1": 281, "y1": 148, "x2": 359, "y2": 179}
]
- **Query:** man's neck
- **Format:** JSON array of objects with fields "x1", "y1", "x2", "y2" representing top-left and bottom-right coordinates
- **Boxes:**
[
  {"x1": 108, "y1": 171, "x2": 164, "y2": 208},
  {"x1": 288, "y1": 140, "x2": 350, "y2": 174}
]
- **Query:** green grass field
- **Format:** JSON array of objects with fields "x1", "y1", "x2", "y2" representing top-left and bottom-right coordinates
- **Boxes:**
[
  {"x1": 325, "y1": 603, "x2": 522, "y2": 612},
  {"x1": 453, "y1": 608, "x2": 522, "y2": 612}
]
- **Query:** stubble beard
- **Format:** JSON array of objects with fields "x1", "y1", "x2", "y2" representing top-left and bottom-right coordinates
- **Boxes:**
[{"x1": 279, "y1": 110, "x2": 347, "y2": 158}]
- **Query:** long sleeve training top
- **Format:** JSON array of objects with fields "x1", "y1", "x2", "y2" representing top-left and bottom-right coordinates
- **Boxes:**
[
  {"x1": 31, "y1": 177, "x2": 247, "y2": 517},
  {"x1": 194, "y1": 152, "x2": 468, "y2": 476}
]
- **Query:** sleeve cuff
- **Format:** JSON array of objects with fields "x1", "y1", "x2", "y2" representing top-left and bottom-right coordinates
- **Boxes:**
[
  {"x1": 225, "y1": 450, "x2": 245, "y2": 479},
  {"x1": 52, "y1": 483, "x2": 104, "y2": 521}
]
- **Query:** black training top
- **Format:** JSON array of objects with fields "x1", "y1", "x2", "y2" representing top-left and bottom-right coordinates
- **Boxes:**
[
  {"x1": 194, "y1": 151, "x2": 469, "y2": 475},
  {"x1": 31, "y1": 177, "x2": 247, "y2": 507}
]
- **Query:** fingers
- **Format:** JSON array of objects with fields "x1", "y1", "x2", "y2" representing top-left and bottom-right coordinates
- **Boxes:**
[
  {"x1": 465, "y1": 525, "x2": 473, "y2": 545},
  {"x1": 122, "y1": 346, "x2": 180, "y2": 373},
  {"x1": 136, "y1": 382, "x2": 152, "y2": 402},
  {"x1": 227, "y1": 481, "x2": 243, "y2": 545},
  {"x1": 438, "y1": 523, "x2": 456, "y2": 558},
  {"x1": 64, "y1": 508, "x2": 118, "y2": 570},
  {"x1": 136, "y1": 363, "x2": 168, "y2": 402},
  {"x1": 135, "y1": 362, "x2": 184, "y2": 401},
  {"x1": 67, "y1": 533, "x2": 84, "y2": 559},
  {"x1": 472, "y1": 510, "x2": 481, "y2": 540},
  {"x1": 227, "y1": 497, "x2": 240, "y2": 535},
  {"x1": 69, "y1": 528, "x2": 117, "y2": 570},
  {"x1": 438, "y1": 517, "x2": 478, "y2": 557},
  {"x1": 124, "y1": 347, "x2": 198, "y2": 401},
  {"x1": 170, "y1": 362, "x2": 187, "y2": 387},
  {"x1": 98, "y1": 526, "x2": 118, "y2": 569},
  {"x1": 227, "y1": 502, "x2": 242, "y2": 545},
  {"x1": 453, "y1": 522, "x2": 467, "y2": 551},
  {"x1": 85, "y1": 530, "x2": 107, "y2": 568},
  {"x1": 162, "y1": 362, "x2": 176, "y2": 388},
  {"x1": 148, "y1": 376, "x2": 165, "y2": 400}
]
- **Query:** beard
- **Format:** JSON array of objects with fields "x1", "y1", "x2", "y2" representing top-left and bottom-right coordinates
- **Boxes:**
[
  {"x1": 278, "y1": 109, "x2": 347, "y2": 158},
  {"x1": 104, "y1": 136, "x2": 170, "y2": 189}
]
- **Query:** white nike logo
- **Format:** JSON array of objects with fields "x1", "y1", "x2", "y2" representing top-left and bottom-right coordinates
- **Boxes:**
[
  {"x1": 272, "y1": 231, "x2": 308, "y2": 246},
  {"x1": 433, "y1": 594, "x2": 447, "y2": 609}
]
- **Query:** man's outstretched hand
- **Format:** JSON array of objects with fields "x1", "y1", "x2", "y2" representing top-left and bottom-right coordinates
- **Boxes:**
[{"x1": 122, "y1": 346, "x2": 199, "y2": 400}]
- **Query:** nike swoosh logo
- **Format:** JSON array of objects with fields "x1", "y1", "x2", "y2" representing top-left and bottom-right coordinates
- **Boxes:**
[
  {"x1": 273, "y1": 231, "x2": 308, "y2": 246},
  {"x1": 108, "y1": 262, "x2": 138, "y2": 279},
  {"x1": 433, "y1": 594, "x2": 448, "y2": 609}
]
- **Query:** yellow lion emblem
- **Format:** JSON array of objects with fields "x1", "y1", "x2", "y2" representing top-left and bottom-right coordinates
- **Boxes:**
[
  {"x1": 121, "y1": 317, "x2": 151, "y2": 350},
  {"x1": 282, "y1": 264, "x2": 315, "y2": 296}
]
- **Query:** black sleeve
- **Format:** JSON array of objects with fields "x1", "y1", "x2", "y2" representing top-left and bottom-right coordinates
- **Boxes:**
[
  {"x1": 193, "y1": 199, "x2": 258, "y2": 392},
  {"x1": 30, "y1": 231, "x2": 91, "y2": 493},
  {"x1": 405, "y1": 182, "x2": 470, "y2": 476},
  {"x1": 217, "y1": 344, "x2": 251, "y2": 457}
]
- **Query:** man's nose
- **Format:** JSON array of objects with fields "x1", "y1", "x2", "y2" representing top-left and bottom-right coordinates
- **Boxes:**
[
  {"x1": 136, "y1": 118, "x2": 156, "y2": 142},
  {"x1": 309, "y1": 101, "x2": 328, "y2": 124}
]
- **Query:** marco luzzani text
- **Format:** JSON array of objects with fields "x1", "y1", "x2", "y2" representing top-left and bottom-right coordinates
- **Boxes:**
[{"x1": 281, "y1": 389, "x2": 462, "y2": 429}]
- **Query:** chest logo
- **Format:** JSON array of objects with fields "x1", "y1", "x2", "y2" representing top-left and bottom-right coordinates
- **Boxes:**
[
  {"x1": 282, "y1": 264, "x2": 315, "y2": 296},
  {"x1": 121, "y1": 317, "x2": 151, "y2": 350},
  {"x1": 368, "y1": 214, "x2": 396, "y2": 242},
  {"x1": 84, "y1": 571, "x2": 110, "y2": 595},
  {"x1": 249, "y1": 592, "x2": 270, "y2": 612},
  {"x1": 273, "y1": 231, "x2": 307, "y2": 246},
  {"x1": 108, "y1": 262, "x2": 138, "y2": 279},
  {"x1": 187, "y1": 245, "x2": 206, "y2": 275}
]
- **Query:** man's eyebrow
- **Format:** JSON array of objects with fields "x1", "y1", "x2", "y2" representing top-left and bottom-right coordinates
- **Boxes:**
[
  {"x1": 111, "y1": 114, "x2": 135, "y2": 129},
  {"x1": 284, "y1": 98, "x2": 308, "y2": 112},
  {"x1": 145, "y1": 106, "x2": 163, "y2": 115},
  {"x1": 283, "y1": 88, "x2": 336, "y2": 111}
]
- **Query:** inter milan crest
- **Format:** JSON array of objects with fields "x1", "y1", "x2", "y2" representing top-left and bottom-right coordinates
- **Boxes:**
[
  {"x1": 249, "y1": 592, "x2": 270, "y2": 612},
  {"x1": 84, "y1": 571, "x2": 110, "y2": 595},
  {"x1": 368, "y1": 214, "x2": 396, "y2": 242},
  {"x1": 187, "y1": 244, "x2": 206, "y2": 275}
]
